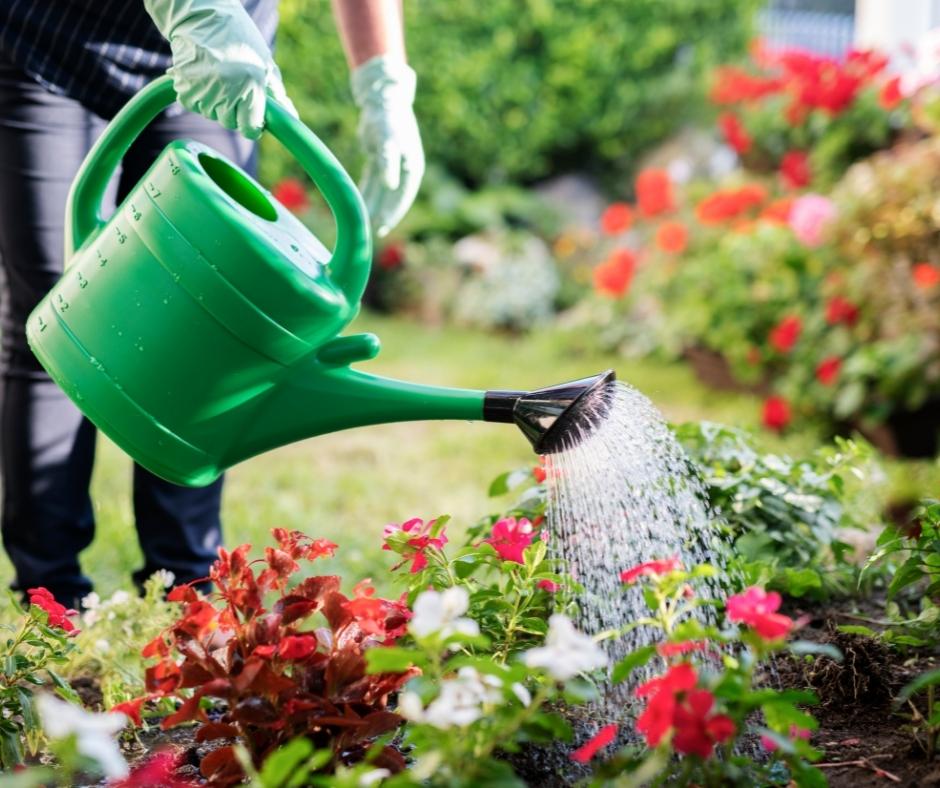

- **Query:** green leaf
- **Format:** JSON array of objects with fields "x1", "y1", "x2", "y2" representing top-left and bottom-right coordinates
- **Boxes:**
[
  {"x1": 611, "y1": 646, "x2": 656, "y2": 684},
  {"x1": 257, "y1": 737, "x2": 314, "y2": 787},
  {"x1": 788, "y1": 641, "x2": 842, "y2": 661},
  {"x1": 365, "y1": 647, "x2": 418, "y2": 675},
  {"x1": 897, "y1": 668, "x2": 940, "y2": 705},
  {"x1": 836, "y1": 624, "x2": 879, "y2": 638},
  {"x1": 46, "y1": 670, "x2": 80, "y2": 704},
  {"x1": 0, "y1": 727, "x2": 23, "y2": 770}
]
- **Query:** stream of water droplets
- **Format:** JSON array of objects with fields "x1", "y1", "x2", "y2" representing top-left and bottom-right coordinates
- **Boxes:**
[{"x1": 544, "y1": 380, "x2": 729, "y2": 722}]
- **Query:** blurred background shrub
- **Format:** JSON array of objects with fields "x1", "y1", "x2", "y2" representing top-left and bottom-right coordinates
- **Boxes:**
[{"x1": 264, "y1": 0, "x2": 759, "y2": 187}]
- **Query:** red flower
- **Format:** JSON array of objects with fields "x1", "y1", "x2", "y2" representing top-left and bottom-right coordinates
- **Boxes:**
[
  {"x1": 635, "y1": 169, "x2": 675, "y2": 217},
  {"x1": 484, "y1": 517, "x2": 536, "y2": 564},
  {"x1": 593, "y1": 249, "x2": 636, "y2": 298},
  {"x1": 600, "y1": 202, "x2": 633, "y2": 235},
  {"x1": 655, "y1": 221, "x2": 689, "y2": 254},
  {"x1": 760, "y1": 197, "x2": 794, "y2": 225},
  {"x1": 695, "y1": 185, "x2": 766, "y2": 224},
  {"x1": 272, "y1": 178, "x2": 309, "y2": 213},
  {"x1": 672, "y1": 689, "x2": 736, "y2": 758},
  {"x1": 719, "y1": 112, "x2": 752, "y2": 154},
  {"x1": 538, "y1": 579, "x2": 561, "y2": 592},
  {"x1": 377, "y1": 242, "x2": 405, "y2": 270},
  {"x1": 780, "y1": 151, "x2": 811, "y2": 189},
  {"x1": 110, "y1": 750, "x2": 196, "y2": 788},
  {"x1": 620, "y1": 557, "x2": 681, "y2": 585},
  {"x1": 815, "y1": 356, "x2": 842, "y2": 386},
  {"x1": 878, "y1": 76, "x2": 903, "y2": 110},
  {"x1": 382, "y1": 518, "x2": 447, "y2": 573},
  {"x1": 769, "y1": 315, "x2": 802, "y2": 353},
  {"x1": 656, "y1": 640, "x2": 708, "y2": 658},
  {"x1": 635, "y1": 663, "x2": 698, "y2": 747},
  {"x1": 710, "y1": 66, "x2": 782, "y2": 104},
  {"x1": 726, "y1": 586, "x2": 795, "y2": 641},
  {"x1": 825, "y1": 295, "x2": 859, "y2": 325},
  {"x1": 111, "y1": 695, "x2": 153, "y2": 727},
  {"x1": 762, "y1": 397, "x2": 791, "y2": 432},
  {"x1": 761, "y1": 724, "x2": 811, "y2": 752},
  {"x1": 27, "y1": 587, "x2": 78, "y2": 633},
  {"x1": 571, "y1": 723, "x2": 618, "y2": 763},
  {"x1": 533, "y1": 464, "x2": 547, "y2": 483},
  {"x1": 277, "y1": 634, "x2": 319, "y2": 660},
  {"x1": 913, "y1": 263, "x2": 940, "y2": 289}
]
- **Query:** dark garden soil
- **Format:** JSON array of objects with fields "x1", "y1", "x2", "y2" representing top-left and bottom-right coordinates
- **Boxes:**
[{"x1": 779, "y1": 595, "x2": 940, "y2": 788}]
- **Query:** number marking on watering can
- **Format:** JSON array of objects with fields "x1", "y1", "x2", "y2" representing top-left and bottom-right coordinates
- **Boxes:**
[
  {"x1": 114, "y1": 225, "x2": 127, "y2": 245},
  {"x1": 56, "y1": 294, "x2": 69, "y2": 313},
  {"x1": 97, "y1": 251, "x2": 108, "y2": 267},
  {"x1": 146, "y1": 181, "x2": 161, "y2": 199},
  {"x1": 167, "y1": 156, "x2": 181, "y2": 176},
  {"x1": 129, "y1": 203, "x2": 142, "y2": 222},
  {"x1": 35, "y1": 316, "x2": 47, "y2": 333},
  {"x1": 77, "y1": 272, "x2": 88, "y2": 289}
]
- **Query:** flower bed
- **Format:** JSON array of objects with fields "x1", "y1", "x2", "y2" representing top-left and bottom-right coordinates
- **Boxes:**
[
  {"x1": 573, "y1": 43, "x2": 940, "y2": 454},
  {"x1": 0, "y1": 423, "x2": 936, "y2": 787}
]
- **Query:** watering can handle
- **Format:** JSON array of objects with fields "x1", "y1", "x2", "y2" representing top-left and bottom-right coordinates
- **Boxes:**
[{"x1": 66, "y1": 74, "x2": 372, "y2": 305}]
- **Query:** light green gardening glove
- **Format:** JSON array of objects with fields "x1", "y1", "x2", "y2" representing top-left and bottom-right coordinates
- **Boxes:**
[
  {"x1": 351, "y1": 55, "x2": 425, "y2": 237},
  {"x1": 143, "y1": 0, "x2": 296, "y2": 139}
]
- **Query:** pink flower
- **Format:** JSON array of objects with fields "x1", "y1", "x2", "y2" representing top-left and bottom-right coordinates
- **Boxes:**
[
  {"x1": 383, "y1": 518, "x2": 448, "y2": 573},
  {"x1": 484, "y1": 517, "x2": 536, "y2": 564},
  {"x1": 571, "y1": 723, "x2": 618, "y2": 763},
  {"x1": 761, "y1": 724, "x2": 811, "y2": 752},
  {"x1": 788, "y1": 194, "x2": 836, "y2": 248},
  {"x1": 726, "y1": 587, "x2": 795, "y2": 641},
  {"x1": 538, "y1": 579, "x2": 561, "y2": 593},
  {"x1": 620, "y1": 557, "x2": 682, "y2": 585},
  {"x1": 657, "y1": 640, "x2": 709, "y2": 658}
]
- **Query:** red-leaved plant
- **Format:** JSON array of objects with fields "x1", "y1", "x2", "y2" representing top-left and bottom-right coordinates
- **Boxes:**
[{"x1": 128, "y1": 529, "x2": 416, "y2": 785}]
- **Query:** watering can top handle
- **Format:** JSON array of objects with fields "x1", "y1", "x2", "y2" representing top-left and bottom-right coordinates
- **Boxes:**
[{"x1": 66, "y1": 74, "x2": 372, "y2": 304}]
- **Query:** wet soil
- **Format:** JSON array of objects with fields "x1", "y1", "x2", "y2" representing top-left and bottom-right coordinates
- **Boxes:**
[{"x1": 780, "y1": 595, "x2": 940, "y2": 787}]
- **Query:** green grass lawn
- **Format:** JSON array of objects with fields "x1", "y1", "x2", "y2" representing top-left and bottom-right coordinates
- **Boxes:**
[{"x1": 9, "y1": 312, "x2": 937, "y2": 598}]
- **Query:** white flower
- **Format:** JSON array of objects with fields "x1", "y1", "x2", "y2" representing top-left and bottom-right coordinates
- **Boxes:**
[
  {"x1": 81, "y1": 592, "x2": 101, "y2": 610},
  {"x1": 523, "y1": 614, "x2": 608, "y2": 681},
  {"x1": 511, "y1": 682, "x2": 532, "y2": 707},
  {"x1": 38, "y1": 694, "x2": 129, "y2": 778},
  {"x1": 408, "y1": 587, "x2": 479, "y2": 639},
  {"x1": 358, "y1": 768, "x2": 391, "y2": 786},
  {"x1": 399, "y1": 667, "x2": 503, "y2": 730},
  {"x1": 94, "y1": 639, "x2": 111, "y2": 654},
  {"x1": 108, "y1": 590, "x2": 131, "y2": 606},
  {"x1": 397, "y1": 691, "x2": 426, "y2": 722},
  {"x1": 152, "y1": 569, "x2": 176, "y2": 588}
]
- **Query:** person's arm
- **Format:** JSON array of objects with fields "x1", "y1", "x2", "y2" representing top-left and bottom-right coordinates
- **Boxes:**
[
  {"x1": 332, "y1": 0, "x2": 424, "y2": 237},
  {"x1": 330, "y1": 0, "x2": 405, "y2": 66}
]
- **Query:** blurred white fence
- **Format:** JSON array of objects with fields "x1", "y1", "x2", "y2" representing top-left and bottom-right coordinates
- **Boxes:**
[{"x1": 758, "y1": 6, "x2": 856, "y2": 57}]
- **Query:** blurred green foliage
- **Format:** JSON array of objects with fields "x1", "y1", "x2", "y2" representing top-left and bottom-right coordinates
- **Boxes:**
[{"x1": 265, "y1": 0, "x2": 758, "y2": 187}]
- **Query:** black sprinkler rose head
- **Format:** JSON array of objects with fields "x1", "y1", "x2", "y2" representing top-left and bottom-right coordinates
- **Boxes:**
[{"x1": 483, "y1": 370, "x2": 617, "y2": 454}]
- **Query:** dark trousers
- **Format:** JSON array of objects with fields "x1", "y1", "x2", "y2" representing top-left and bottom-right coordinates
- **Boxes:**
[{"x1": 0, "y1": 62, "x2": 256, "y2": 606}]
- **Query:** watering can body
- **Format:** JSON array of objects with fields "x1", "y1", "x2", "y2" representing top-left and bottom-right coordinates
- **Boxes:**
[
  {"x1": 27, "y1": 76, "x2": 486, "y2": 486},
  {"x1": 28, "y1": 76, "x2": 610, "y2": 486}
]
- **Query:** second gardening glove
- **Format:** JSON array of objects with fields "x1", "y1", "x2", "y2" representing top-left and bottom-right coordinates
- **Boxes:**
[
  {"x1": 351, "y1": 55, "x2": 425, "y2": 237},
  {"x1": 143, "y1": 0, "x2": 296, "y2": 139}
]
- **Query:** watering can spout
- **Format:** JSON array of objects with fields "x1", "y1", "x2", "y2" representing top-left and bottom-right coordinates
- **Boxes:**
[
  {"x1": 228, "y1": 363, "x2": 617, "y2": 469},
  {"x1": 484, "y1": 369, "x2": 617, "y2": 454}
]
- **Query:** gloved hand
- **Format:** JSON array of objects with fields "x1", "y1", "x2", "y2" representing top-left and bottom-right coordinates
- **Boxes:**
[
  {"x1": 143, "y1": 0, "x2": 296, "y2": 139},
  {"x1": 351, "y1": 55, "x2": 425, "y2": 237}
]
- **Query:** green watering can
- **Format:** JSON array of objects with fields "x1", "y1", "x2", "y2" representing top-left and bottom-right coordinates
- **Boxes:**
[{"x1": 26, "y1": 75, "x2": 614, "y2": 487}]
